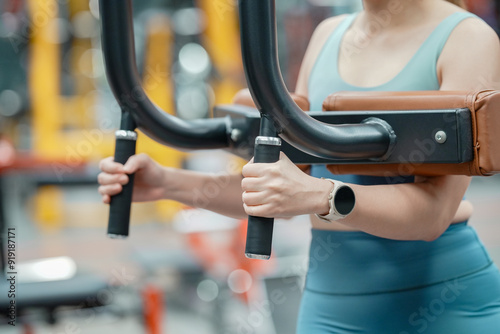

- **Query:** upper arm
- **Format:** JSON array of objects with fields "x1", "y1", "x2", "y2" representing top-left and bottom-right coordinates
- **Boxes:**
[
  {"x1": 295, "y1": 15, "x2": 347, "y2": 96},
  {"x1": 438, "y1": 16, "x2": 500, "y2": 91},
  {"x1": 424, "y1": 17, "x2": 500, "y2": 225}
]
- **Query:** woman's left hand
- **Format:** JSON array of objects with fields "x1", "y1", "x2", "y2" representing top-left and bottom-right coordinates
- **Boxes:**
[{"x1": 241, "y1": 152, "x2": 332, "y2": 218}]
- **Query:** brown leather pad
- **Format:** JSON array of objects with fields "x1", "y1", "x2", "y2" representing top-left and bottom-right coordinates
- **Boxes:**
[
  {"x1": 232, "y1": 88, "x2": 310, "y2": 112},
  {"x1": 232, "y1": 89, "x2": 500, "y2": 176},
  {"x1": 323, "y1": 90, "x2": 500, "y2": 176}
]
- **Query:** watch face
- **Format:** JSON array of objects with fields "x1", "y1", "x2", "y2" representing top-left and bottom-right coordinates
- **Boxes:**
[{"x1": 334, "y1": 186, "x2": 356, "y2": 215}]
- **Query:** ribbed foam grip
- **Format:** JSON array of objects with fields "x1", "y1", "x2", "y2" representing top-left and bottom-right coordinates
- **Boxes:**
[
  {"x1": 107, "y1": 137, "x2": 136, "y2": 238},
  {"x1": 245, "y1": 139, "x2": 281, "y2": 259}
]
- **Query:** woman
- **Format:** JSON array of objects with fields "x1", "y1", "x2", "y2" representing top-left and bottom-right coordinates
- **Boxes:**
[{"x1": 98, "y1": 0, "x2": 500, "y2": 332}]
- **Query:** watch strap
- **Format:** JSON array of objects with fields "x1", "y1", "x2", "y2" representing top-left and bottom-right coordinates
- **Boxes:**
[{"x1": 315, "y1": 179, "x2": 351, "y2": 222}]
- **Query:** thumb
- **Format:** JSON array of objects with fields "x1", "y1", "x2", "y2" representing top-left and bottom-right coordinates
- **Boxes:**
[{"x1": 123, "y1": 154, "x2": 147, "y2": 174}]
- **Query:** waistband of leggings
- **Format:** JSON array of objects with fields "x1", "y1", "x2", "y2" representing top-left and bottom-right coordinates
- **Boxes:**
[{"x1": 304, "y1": 223, "x2": 492, "y2": 295}]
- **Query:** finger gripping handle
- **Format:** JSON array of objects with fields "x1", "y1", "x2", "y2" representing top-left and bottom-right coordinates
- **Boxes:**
[
  {"x1": 245, "y1": 136, "x2": 281, "y2": 260},
  {"x1": 107, "y1": 131, "x2": 137, "y2": 238}
]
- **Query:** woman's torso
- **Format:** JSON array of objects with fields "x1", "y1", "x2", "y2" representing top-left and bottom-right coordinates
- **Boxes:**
[{"x1": 307, "y1": 10, "x2": 477, "y2": 231}]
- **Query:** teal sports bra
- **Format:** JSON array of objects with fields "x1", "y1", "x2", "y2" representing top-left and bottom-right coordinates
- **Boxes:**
[{"x1": 308, "y1": 12, "x2": 478, "y2": 111}]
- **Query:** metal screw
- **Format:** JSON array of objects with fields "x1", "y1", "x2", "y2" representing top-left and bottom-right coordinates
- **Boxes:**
[
  {"x1": 231, "y1": 129, "x2": 243, "y2": 142},
  {"x1": 434, "y1": 131, "x2": 447, "y2": 144}
]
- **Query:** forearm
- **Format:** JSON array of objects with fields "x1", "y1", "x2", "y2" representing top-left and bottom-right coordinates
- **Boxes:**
[
  {"x1": 240, "y1": 154, "x2": 470, "y2": 241},
  {"x1": 336, "y1": 175, "x2": 471, "y2": 241},
  {"x1": 165, "y1": 168, "x2": 246, "y2": 219}
]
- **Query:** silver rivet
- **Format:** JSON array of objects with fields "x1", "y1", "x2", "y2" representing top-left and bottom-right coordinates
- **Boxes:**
[
  {"x1": 435, "y1": 131, "x2": 447, "y2": 144},
  {"x1": 231, "y1": 129, "x2": 243, "y2": 142}
]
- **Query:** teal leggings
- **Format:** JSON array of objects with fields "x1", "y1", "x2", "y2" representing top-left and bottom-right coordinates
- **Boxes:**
[{"x1": 297, "y1": 224, "x2": 500, "y2": 334}]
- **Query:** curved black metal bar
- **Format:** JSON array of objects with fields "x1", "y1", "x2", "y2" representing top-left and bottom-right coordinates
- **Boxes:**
[
  {"x1": 99, "y1": 0, "x2": 229, "y2": 149},
  {"x1": 238, "y1": 0, "x2": 395, "y2": 160}
]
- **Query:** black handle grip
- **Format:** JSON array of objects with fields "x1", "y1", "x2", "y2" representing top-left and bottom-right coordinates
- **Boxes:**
[
  {"x1": 245, "y1": 137, "x2": 281, "y2": 259},
  {"x1": 107, "y1": 132, "x2": 137, "y2": 238}
]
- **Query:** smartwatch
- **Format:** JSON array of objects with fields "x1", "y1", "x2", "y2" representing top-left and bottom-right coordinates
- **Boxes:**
[{"x1": 315, "y1": 179, "x2": 356, "y2": 222}]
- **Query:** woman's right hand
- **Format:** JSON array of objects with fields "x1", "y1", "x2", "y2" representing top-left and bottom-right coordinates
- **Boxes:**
[{"x1": 98, "y1": 153, "x2": 170, "y2": 204}]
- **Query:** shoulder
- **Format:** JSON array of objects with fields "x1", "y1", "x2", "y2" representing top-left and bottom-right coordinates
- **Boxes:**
[
  {"x1": 443, "y1": 13, "x2": 500, "y2": 65},
  {"x1": 302, "y1": 14, "x2": 349, "y2": 69},
  {"x1": 308, "y1": 14, "x2": 349, "y2": 53},
  {"x1": 295, "y1": 14, "x2": 350, "y2": 95},
  {"x1": 438, "y1": 13, "x2": 500, "y2": 90},
  {"x1": 431, "y1": 0, "x2": 494, "y2": 39},
  {"x1": 448, "y1": 14, "x2": 498, "y2": 45},
  {"x1": 313, "y1": 14, "x2": 349, "y2": 35},
  {"x1": 436, "y1": 2, "x2": 499, "y2": 66}
]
